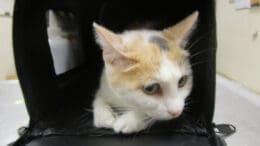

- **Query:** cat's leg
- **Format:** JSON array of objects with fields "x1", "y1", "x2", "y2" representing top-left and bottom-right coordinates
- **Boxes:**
[
  {"x1": 93, "y1": 97, "x2": 116, "y2": 128},
  {"x1": 113, "y1": 111, "x2": 153, "y2": 134}
]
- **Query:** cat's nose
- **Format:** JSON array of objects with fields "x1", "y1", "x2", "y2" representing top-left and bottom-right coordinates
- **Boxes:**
[{"x1": 168, "y1": 109, "x2": 182, "y2": 117}]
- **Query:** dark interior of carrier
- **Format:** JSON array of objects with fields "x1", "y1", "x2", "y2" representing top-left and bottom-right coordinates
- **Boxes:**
[{"x1": 12, "y1": 0, "x2": 225, "y2": 145}]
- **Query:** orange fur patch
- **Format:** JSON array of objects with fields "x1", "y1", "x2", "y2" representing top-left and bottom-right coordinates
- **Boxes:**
[
  {"x1": 108, "y1": 34, "x2": 188, "y2": 90},
  {"x1": 109, "y1": 36, "x2": 161, "y2": 89},
  {"x1": 164, "y1": 40, "x2": 189, "y2": 65},
  {"x1": 165, "y1": 41, "x2": 190, "y2": 75}
]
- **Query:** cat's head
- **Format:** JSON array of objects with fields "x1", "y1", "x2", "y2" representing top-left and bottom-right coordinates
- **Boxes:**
[{"x1": 94, "y1": 11, "x2": 198, "y2": 120}]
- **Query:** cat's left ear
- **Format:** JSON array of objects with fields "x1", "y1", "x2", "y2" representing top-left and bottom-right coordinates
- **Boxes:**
[{"x1": 162, "y1": 11, "x2": 199, "y2": 48}]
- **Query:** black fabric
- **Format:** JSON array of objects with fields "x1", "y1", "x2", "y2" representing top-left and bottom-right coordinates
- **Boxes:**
[
  {"x1": 24, "y1": 134, "x2": 212, "y2": 146},
  {"x1": 12, "y1": 0, "x2": 222, "y2": 145}
]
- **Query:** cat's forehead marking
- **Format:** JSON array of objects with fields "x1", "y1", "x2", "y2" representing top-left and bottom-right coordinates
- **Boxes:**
[
  {"x1": 157, "y1": 55, "x2": 182, "y2": 82},
  {"x1": 149, "y1": 36, "x2": 170, "y2": 51},
  {"x1": 109, "y1": 30, "x2": 187, "y2": 89}
]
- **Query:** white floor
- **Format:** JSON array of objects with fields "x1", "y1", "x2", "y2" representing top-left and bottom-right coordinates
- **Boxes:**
[
  {"x1": 0, "y1": 80, "x2": 28, "y2": 146},
  {"x1": 0, "y1": 75, "x2": 260, "y2": 146},
  {"x1": 214, "y1": 75, "x2": 260, "y2": 146}
]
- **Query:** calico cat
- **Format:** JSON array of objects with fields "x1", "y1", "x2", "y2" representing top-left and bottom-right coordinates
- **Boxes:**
[{"x1": 92, "y1": 11, "x2": 198, "y2": 134}]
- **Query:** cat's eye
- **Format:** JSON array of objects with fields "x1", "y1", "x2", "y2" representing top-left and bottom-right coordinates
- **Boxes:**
[
  {"x1": 178, "y1": 75, "x2": 188, "y2": 88},
  {"x1": 142, "y1": 83, "x2": 161, "y2": 95}
]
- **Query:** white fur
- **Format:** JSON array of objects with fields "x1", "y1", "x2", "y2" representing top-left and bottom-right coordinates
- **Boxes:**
[
  {"x1": 93, "y1": 30, "x2": 193, "y2": 134},
  {"x1": 157, "y1": 55, "x2": 182, "y2": 82},
  {"x1": 121, "y1": 30, "x2": 160, "y2": 46},
  {"x1": 155, "y1": 55, "x2": 185, "y2": 116},
  {"x1": 93, "y1": 97, "x2": 115, "y2": 128},
  {"x1": 113, "y1": 111, "x2": 150, "y2": 133}
]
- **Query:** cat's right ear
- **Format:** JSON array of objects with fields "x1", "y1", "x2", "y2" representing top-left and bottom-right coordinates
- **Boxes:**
[
  {"x1": 93, "y1": 22, "x2": 122, "y2": 50},
  {"x1": 93, "y1": 23, "x2": 132, "y2": 69}
]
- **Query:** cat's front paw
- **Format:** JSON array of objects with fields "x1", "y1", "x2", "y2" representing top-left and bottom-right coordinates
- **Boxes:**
[
  {"x1": 94, "y1": 109, "x2": 115, "y2": 129},
  {"x1": 113, "y1": 112, "x2": 147, "y2": 134}
]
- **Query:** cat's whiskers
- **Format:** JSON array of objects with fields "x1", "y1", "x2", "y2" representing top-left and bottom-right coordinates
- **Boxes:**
[
  {"x1": 183, "y1": 99, "x2": 199, "y2": 114},
  {"x1": 185, "y1": 100, "x2": 197, "y2": 106},
  {"x1": 179, "y1": 113, "x2": 192, "y2": 125},
  {"x1": 183, "y1": 107, "x2": 193, "y2": 114},
  {"x1": 190, "y1": 49, "x2": 211, "y2": 59},
  {"x1": 185, "y1": 97, "x2": 193, "y2": 103},
  {"x1": 144, "y1": 119, "x2": 155, "y2": 133},
  {"x1": 191, "y1": 60, "x2": 210, "y2": 67},
  {"x1": 185, "y1": 99, "x2": 198, "y2": 106},
  {"x1": 84, "y1": 108, "x2": 93, "y2": 113},
  {"x1": 186, "y1": 31, "x2": 211, "y2": 50}
]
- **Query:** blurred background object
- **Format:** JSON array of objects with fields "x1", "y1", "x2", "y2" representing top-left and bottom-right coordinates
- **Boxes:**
[
  {"x1": 217, "y1": 0, "x2": 260, "y2": 94},
  {"x1": 1, "y1": 0, "x2": 259, "y2": 94},
  {"x1": 0, "y1": 0, "x2": 15, "y2": 80}
]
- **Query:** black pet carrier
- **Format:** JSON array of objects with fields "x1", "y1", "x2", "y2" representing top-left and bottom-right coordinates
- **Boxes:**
[{"x1": 11, "y1": 0, "x2": 235, "y2": 145}]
